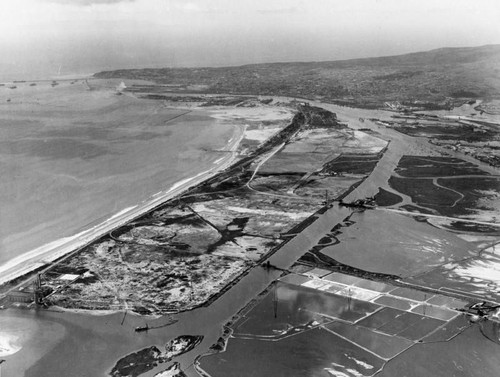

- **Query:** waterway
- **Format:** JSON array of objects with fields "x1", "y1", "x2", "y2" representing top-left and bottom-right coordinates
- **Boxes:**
[
  {"x1": 1, "y1": 99, "x2": 498, "y2": 376},
  {"x1": 0, "y1": 201, "x2": 353, "y2": 376},
  {"x1": 1, "y1": 196, "x2": 485, "y2": 376}
]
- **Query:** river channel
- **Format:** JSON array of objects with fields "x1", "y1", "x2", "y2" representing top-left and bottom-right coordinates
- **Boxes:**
[
  {"x1": 1, "y1": 100, "x2": 492, "y2": 377},
  {"x1": 0, "y1": 202, "x2": 354, "y2": 377}
]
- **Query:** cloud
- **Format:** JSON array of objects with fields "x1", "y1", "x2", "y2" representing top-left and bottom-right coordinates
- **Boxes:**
[
  {"x1": 46, "y1": 0, "x2": 136, "y2": 5},
  {"x1": 257, "y1": 6, "x2": 300, "y2": 15},
  {"x1": 166, "y1": 1, "x2": 223, "y2": 14}
]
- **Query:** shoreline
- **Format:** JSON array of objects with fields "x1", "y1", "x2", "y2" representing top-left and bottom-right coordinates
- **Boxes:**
[
  {"x1": 24, "y1": 103, "x2": 369, "y2": 317},
  {"x1": 0, "y1": 122, "x2": 245, "y2": 287},
  {"x1": 0, "y1": 92, "x2": 465, "y2": 288},
  {"x1": 3, "y1": 91, "x2": 492, "y2": 293}
]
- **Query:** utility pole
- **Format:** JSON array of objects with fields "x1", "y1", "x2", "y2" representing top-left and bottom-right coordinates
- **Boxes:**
[
  {"x1": 273, "y1": 286, "x2": 278, "y2": 319},
  {"x1": 33, "y1": 273, "x2": 43, "y2": 306},
  {"x1": 0, "y1": 359, "x2": 5, "y2": 377}
]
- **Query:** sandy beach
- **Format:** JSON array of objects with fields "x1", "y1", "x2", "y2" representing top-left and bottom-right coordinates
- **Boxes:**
[
  {"x1": 0, "y1": 163, "x2": 232, "y2": 285},
  {"x1": 1, "y1": 89, "x2": 477, "y2": 286},
  {"x1": 0, "y1": 81, "x2": 293, "y2": 286}
]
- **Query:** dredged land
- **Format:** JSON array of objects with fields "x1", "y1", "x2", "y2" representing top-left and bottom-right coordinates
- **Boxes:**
[{"x1": 1, "y1": 45, "x2": 500, "y2": 376}]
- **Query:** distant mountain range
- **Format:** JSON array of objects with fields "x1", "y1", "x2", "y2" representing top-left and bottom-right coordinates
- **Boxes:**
[{"x1": 95, "y1": 44, "x2": 500, "y2": 109}]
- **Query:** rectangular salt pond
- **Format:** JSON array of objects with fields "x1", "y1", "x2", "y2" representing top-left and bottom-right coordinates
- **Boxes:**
[
  {"x1": 323, "y1": 272, "x2": 365, "y2": 285},
  {"x1": 411, "y1": 304, "x2": 458, "y2": 321},
  {"x1": 278, "y1": 273, "x2": 310, "y2": 286},
  {"x1": 353, "y1": 279, "x2": 394, "y2": 293},
  {"x1": 336, "y1": 286, "x2": 381, "y2": 301},
  {"x1": 396, "y1": 316, "x2": 445, "y2": 341},
  {"x1": 325, "y1": 321, "x2": 413, "y2": 359},
  {"x1": 426, "y1": 295, "x2": 469, "y2": 310},
  {"x1": 234, "y1": 282, "x2": 381, "y2": 340},
  {"x1": 305, "y1": 267, "x2": 332, "y2": 278},
  {"x1": 301, "y1": 279, "x2": 332, "y2": 290},
  {"x1": 356, "y1": 307, "x2": 446, "y2": 341},
  {"x1": 374, "y1": 295, "x2": 414, "y2": 311},
  {"x1": 390, "y1": 287, "x2": 432, "y2": 301},
  {"x1": 201, "y1": 327, "x2": 385, "y2": 377}
]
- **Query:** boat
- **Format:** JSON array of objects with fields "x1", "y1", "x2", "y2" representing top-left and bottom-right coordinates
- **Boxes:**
[
  {"x1": 135, "y1": 324, "x2": 149, "y2": 332},
  {"x1": 339, "y1": 197, "x2": 376, "y2": 209}
]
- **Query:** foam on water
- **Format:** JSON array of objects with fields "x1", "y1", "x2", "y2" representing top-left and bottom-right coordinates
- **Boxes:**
[
  {"x1": 0, "y1": 333, "x2": 21, "y2": 357},
  {"x1": 106, "y1": 206, "x2": 138, "y2": 221}
]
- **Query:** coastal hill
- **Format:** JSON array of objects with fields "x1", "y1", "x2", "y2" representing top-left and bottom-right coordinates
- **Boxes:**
[{"x1": 95, "y1": 44, "x2": 500, "y2": 109}]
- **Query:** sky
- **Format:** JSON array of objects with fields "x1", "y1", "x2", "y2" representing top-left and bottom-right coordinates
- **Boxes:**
[{"x1": 0, "y1": 0, "x2": 499, "y2": 79}]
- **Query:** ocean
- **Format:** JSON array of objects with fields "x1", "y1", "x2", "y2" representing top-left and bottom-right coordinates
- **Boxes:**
[{"x1": 0, "y1": 79, "x2": 235, "y2": 272}]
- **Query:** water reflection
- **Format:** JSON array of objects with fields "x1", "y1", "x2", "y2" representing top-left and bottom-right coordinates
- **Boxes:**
[{"x1": 200, "y1": 283, "x2": 385, "y2": 377}]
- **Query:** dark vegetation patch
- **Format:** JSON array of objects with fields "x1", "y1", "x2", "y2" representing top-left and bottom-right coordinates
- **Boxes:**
[
  {"x1": 399, "y1": 204, "x2": 435, "y2": 215},
  {"x1": 451, "y1": 89, "x2": 480, "y2": 98},
  {"x1": 206, "y1": 217, "x2": 251, "y2": 253},
  {"x1": 396, "y1": 123, "x2": 497, "y2": 142},
  {"x1": 257, "y1": 152, "x2": 328, "y2": 174},
  {"x1": 395, "y1": 156, "x2": 488, "y2": 177},
  {"x1": 200, "y1": 97, "x2": 245, "y2": 106},
  {"x1": 436, "y1": 177, "x2": 500, "y2": 213},
  {"x1": 318, "y1": 236, "x2": 333, "y2": 245},
  {"x1": 209, "y1": 326, "x2": 233, "y2": 353},
  {"x1": 390, "y1": 175, "x2": 500, "y2": 218},
  {"x1": 437, "y1": 221, "x2": 500, "y2": 234},
  {"x1": 301, "y1": 217, "x2": 355, "y2": 253},
  {"x1": 321, "y1": 154, "x2": 380, "y2": 175},
  {"x1": 300, "y1": 105, "x2": 340, "y2": 128},
  {"x1": 142, "y1": 94, "x2": 207, "y2": 102},
  {"x1": 158, "y1": 214, "x2": 205, "y2": 227},
  {"x1": 299, "y1": 249, "x2": 399, "y2": 281},
  {"x1": 140, "y1": 94, "x2": 253, "y2": 107},
  {"x1": 389, "y1": 177, "x2": 463, "y2": 216},
  {"x1": 437, "y1": 177, "x2": 500, "y2": 200},
  {"x1": 110, "y1": 336, "x2": 203, "y2": 377},
  {"x1": 51, "y1": 265, "x2": 88, "y2": 275},
  {"x1": 254, "y1": 172, "x2": 304, "y2": 177},
  {"x1": 374, "y1": 188, "x2": 403, "y2": 206},
  {"x1": 250, "y1": 173, "x2": 303, "y2": 192},
  {"x1": 110, "y1": 346, "x2": 164, "y2": 377}
]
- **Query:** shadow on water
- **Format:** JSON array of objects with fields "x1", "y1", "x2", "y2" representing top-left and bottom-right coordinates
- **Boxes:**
[{"x1": 199, "y1": 282, "x2": 385, "y2": 377}]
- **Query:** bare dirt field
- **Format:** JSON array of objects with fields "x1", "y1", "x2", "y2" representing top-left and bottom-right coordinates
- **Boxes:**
[{"x1": 39, "y1": 104, "x2": 388, "y2": 315}]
